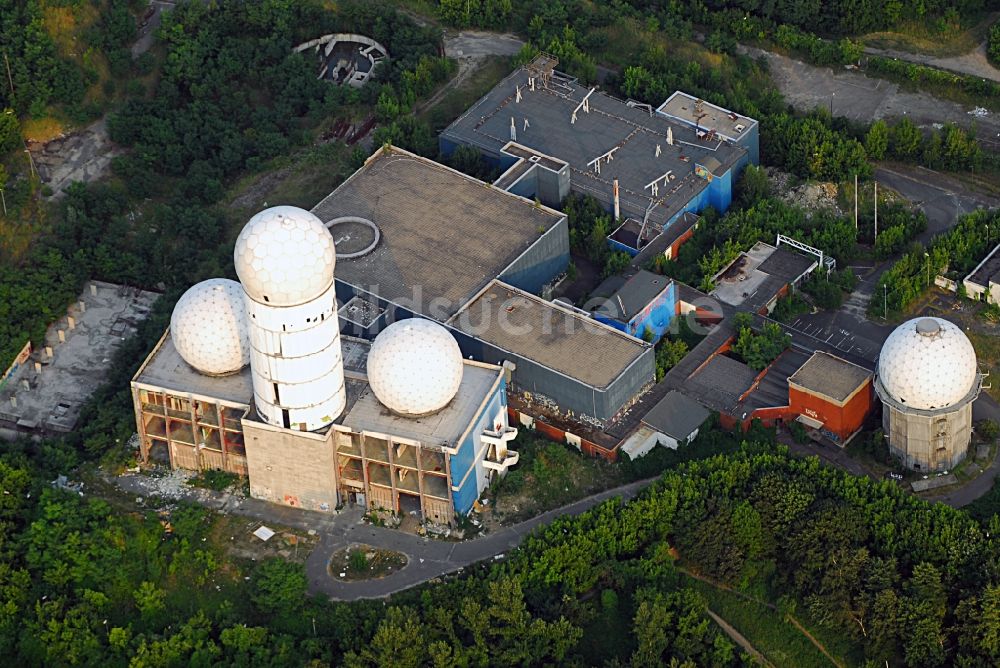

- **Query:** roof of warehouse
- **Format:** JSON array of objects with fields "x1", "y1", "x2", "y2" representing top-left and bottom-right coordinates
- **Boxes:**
[
  {"x1": 339, "y1": 361, "x2": 501, "y2": 448},
  {"x1": 449, "y1": 280, "x2": 650, "y2": 390},
  {"x1": 788, "y1": 351, "x2": 872, "y2": 403},
  {"x1": 657, "y1": 91, "x2": 758, "y2": 140},
  {"x1": 641, "y1": 390, "x2": 710, "y2": 440},
  {"x1": 442, "y1": 67, "x2": 746, "y2": 225},
  {"x1": 686, "y1": 354, "x2": 758, "y2": 411},
  {"x1": 311, "y1": 146, "x2": 564, "y2": 319},
  {"x1": 134, "y1": 331, "x2": 253, "y2": 406}
]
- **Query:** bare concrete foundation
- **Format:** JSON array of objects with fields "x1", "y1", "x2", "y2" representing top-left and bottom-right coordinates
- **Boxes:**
[{"x1": 0, "y1": 280, "x2": 159, "y2": 436}]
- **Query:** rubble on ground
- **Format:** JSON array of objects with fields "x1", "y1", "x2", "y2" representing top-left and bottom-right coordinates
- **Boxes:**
[{"x1": 767, "y1": 167, "x2": 843, "y2": 216}]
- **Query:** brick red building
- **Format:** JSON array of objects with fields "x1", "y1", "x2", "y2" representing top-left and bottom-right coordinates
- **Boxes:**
[{"x1": 786, "y1": 351, "x2": 873, "y2": 444}]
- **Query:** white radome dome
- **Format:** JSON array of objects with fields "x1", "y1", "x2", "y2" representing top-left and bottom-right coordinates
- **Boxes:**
[
  {"x1": 877, "y1": 317, "x2": 978, "y2": 411},
  {"x1": 367, "y1": 319, "x2": 464, "y2": 417},
  {"x1": 171, "y1": 279, "x2": 250, "y2": 376},
  {"x1": 234, "y1": 206, "x2": 336, "y2": 306}
]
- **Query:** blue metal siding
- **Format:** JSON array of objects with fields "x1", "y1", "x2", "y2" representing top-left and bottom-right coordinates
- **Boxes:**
[
  {"x1": 608, "y1": 237, "x2": 639, "y2": 256},
  {"x1": 450, "y1": 377, "x2": 506, "y2": 515},
  {"x1": 707, "y1": 168, "x2": 734, "y2": 212},
  {"x1": 452, "y1": 470, "x2": 479, "y2": 514}
]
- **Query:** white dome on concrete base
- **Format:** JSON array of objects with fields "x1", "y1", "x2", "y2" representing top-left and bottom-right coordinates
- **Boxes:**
[
  {"x1": 367, "y1": 319, "x2": 464, "y2": 417},
  {"x1": 170, "y1": 279, "x2": 249, "y2": 376},
  {"x1": 877, "y1": 317, "x2": 978, "y2": 411},
  {"x1": 233, "y1": 206, "x2": 336, "y2": 306}
]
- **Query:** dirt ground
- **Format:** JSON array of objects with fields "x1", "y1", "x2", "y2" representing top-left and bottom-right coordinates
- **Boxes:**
[
  {"x1": 328, "y1": 543, "x2": 408, "y2": 581},
  {"x1": 210, "y1": 514, "x2": 319, "y2": 565}
]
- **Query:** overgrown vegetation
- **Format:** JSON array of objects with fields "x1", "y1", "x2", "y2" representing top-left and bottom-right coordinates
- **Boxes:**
[
  {"x1": 873, "y1": 208, "x2": 1000, "y2": 315},
  {"x1": 730, "y1": 312, "x2": 792, "y2": 371}
]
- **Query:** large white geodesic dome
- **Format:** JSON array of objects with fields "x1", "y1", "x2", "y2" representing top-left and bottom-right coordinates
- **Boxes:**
[
  {"x1": 233, "y1": 206, "x2": 336, "y2": 306},
  {"x1": 170, "y1": 279, "x2": 250, "y2": 376},
  {"x1": 367, "y1": 319, "x2": 464, "y2": 417},
  {"x1": 877, "y1": 317, "x2": 978, "y2": 411}
]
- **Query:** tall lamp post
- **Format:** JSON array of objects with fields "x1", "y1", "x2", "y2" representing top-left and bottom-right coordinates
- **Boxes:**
[{"x1": 924, "y1": 252, "x2": 930, "y2": 287}]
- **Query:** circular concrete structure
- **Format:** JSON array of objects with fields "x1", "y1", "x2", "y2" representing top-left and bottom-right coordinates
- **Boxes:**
[
  {"x1": 326, "y1": 216, "x2": 380, "y2": 259},
  {"x1": 875, "y1": 317, "x2": 981, "y2": 471}
]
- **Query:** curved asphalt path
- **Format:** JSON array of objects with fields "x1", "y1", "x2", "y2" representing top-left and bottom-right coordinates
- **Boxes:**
[
  {"x1": 306, "y1": 478, "x2": 654, "y2": 600},
  {"x1": 114, "y1": 472, "x2": 654, "y2": 600}
]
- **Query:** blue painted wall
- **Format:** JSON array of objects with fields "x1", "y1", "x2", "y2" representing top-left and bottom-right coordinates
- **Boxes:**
[
  {"x1": 499, "y1": 217, "x2": 570, "y2": 295},
  {"x1": 449, "y1": 376, "x2": 507, "y2": 515},
  {"x1": 608, "y1": 237, "x2": 640, "y2": 257},
  {"x1": 629, "y1": 282, "x2": 677, "y2": 341},
  {"x1": 706, "y1": 167, "x2": 733, "y2": 212},
  {"x1": 594, "y1": 282, "x2": 677, "y2": 342}
]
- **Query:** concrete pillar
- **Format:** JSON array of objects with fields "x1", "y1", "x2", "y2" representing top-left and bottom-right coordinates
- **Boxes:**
[
  {"x1": 33, "y1": 362, "x2": 41, "y2": 373},
  {"x1": 78, "y1": 300, "x2": 86, "y2": 313},
  {"x1": 45, "y1": 346, "x2": 53, "y2": 358},
  {"x1": 57, "y1": 330, "x2": 66, "y2": 343},
  {"x1": 67, "y1": 316, "x2": 75, "y2": 330},
  {"x1": 90, "y1": 283, "x2": 98, "y2": 296}
]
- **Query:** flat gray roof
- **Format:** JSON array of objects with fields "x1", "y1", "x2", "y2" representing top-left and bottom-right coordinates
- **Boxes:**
[
  {"x1": 966, "y1": 243, "x2": 1000, "y2": 288},
  {"x1": 788, "y1": 351, "x2": 871, "y2": 403},
  {"x1": 657, "y1": 91, "x2": 758, "y2": 141},
  {"x1": 688, "y1": 354, "x2": 757, "y2": 411},
  {"x1": 642, "y1": 390, "x2": 710, "y2": 440},
  {"x1": 442, "y1": 68, "x2": 746, "y2": 226},
  {"x1": 133, "y1": 332, "x2": 253, "y2": 406},
  {"x1": 1, "y1": 281, "x2": 159, "y2": 432},
  {"x1": 312, "y1": 146, "x2": 564, "y2": 319},
  {"x1": 339, "y1": 361, "x2": 500, "y2": 448},
  {"x1": 450, "y1": 280, "x2": 650, "y2": 390},
  {"x1": 711, "y1": 242, "x2": 816, "y2": 313},
  {"x1": 134, "y1": 332, "x2": 372, "y2": 407}
]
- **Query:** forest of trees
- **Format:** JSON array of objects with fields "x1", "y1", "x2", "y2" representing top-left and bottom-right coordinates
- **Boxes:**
[
  {"x1": 0, "y1": 0, "x2": 449, "y2": 365},
  {"x1": 438, "y1": 0, "x2": 986, "y2": 38},
  {"x1": 6, "y1": 424, "x2": 1000, "y2": 665}
]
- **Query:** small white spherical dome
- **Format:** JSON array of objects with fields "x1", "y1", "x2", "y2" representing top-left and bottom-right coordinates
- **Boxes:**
[
  {"x1": 234, "y1": 206, "x2": 336, "y2": 306},
  {"x1": 877, "y1": 317, "x2": 978, "y2": 410},
  {"x1": 367, "y1": 319, "x2": 464, "y2": 417},
  {"x1": 171, "y1": 279, "x2": 250, "y2": 376}
]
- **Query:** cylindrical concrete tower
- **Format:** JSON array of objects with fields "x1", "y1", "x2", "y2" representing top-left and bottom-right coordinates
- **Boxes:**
[
  {"x1": 234, "y1": 206, "x2": 346, "y2": 431},
  {"x1": 874, "y1": 317, "x2": 981, "y2": 471}
]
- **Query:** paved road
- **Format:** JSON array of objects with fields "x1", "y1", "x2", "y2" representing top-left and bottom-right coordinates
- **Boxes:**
[
  {"x1": 115, "y1": 472, "x2": 655, "y2": 600},
  {"x1": 875, "y1": 166, "x2": 1000, "y2": 241},
  {"x1": 132, "y1": 1, "x2": 175, "y2": 58},
  {"x1": 863, "y1": 38, "x2": 1000, "y2": 84},
  {"x1": 742, "y1": 45, "x2": 1000, "y2": 151}
]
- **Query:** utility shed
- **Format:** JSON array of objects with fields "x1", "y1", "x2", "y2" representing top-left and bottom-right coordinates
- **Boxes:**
[
  {"x1": 449, "y1": 280, "x2": 655, "y2": 424},
  {"x1": 641, "y1": 390, "x2": 711, "y2": 449}
]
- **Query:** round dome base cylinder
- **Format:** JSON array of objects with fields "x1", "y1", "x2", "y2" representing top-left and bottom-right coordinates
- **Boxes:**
[{"x1": 246, "y1": 280, "x2": 346, "y2": 431}]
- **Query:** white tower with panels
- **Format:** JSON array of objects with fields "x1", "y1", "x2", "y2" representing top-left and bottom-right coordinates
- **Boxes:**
[{"x1": 234, "y1": 206, "x2": 346, "y2": 431}]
